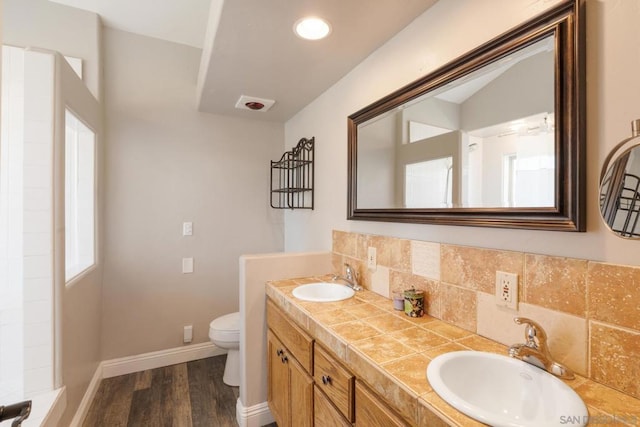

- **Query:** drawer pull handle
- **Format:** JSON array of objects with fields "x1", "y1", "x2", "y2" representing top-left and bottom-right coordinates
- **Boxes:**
[
  {"x1": 321, "y1": 375, "x2": 331, "y2": 385},
  {"x1": 281, "y1": 355, "x2": 288, "y2": 364},
  {"x1": 276, "y1": 349, "x2": 284, "y2": 356}
]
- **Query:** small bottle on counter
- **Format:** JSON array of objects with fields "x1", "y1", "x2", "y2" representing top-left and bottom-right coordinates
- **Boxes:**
[
  {"x1": 404, "y1": 288, "x2": 425, "y2": 317},
  {"x1": 392, "y1": 291, "x2": 404, "y2": 310}
]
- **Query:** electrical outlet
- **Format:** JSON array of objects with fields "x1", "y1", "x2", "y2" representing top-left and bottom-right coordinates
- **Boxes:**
[
  {"x1": 495, "y1": 271, "x2": 518, "y2": 310},
  {"x1": 367, "y1": 246, "x2": 377, "y2": 270}
]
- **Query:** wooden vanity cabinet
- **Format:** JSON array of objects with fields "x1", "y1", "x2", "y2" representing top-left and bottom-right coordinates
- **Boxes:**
[
  {"x1": 355, "y1": 380, "x2": 406, "y2": 427},
  {"x1": 267, "y1": 298, "x2": 414, "y2": 427},
  {"x1": 266, "y1": 301, "x2": 314, "y2": 427}
]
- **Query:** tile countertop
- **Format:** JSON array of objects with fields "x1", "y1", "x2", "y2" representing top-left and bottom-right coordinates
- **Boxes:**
[{"x1": 266, "y1": 276, "x2": 640, "y2": 427}]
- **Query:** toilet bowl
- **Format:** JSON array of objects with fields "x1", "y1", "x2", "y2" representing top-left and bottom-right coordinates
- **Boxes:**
[{"x1": 209, "y1": 311, "x2": 240, "y2": 387}]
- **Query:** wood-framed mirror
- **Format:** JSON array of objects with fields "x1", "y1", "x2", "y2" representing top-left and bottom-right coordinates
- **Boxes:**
[{"x1": 347, "y1": 0, "x2": 585, "y2": 231}]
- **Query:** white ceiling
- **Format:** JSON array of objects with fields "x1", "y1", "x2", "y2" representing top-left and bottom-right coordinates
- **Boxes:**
[
  {"x1": 49, "y1": 0, "x2": 212, "y2": 48},
  {"x1": 49, "y1": 0, "x2": 438, "y2": 122}
]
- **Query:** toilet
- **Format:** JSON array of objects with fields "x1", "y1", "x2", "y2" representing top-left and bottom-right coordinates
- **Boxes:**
[{"x1": 209, "y1": 311, "x2": 240, "y2": 387}]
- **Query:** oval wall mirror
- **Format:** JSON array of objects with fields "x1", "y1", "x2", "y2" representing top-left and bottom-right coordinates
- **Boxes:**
[
  {"x1": 347, "y1": 0, "x2": 585, "y2": 231},
  {"x1": 599, "y1": 119, "x2": 640, "y2": 238}
]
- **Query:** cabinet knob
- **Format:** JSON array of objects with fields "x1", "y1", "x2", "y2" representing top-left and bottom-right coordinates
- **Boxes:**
[
  {"x1": 281, "y1": 355, "x2": 288, "y2": 364},
  {"x1": 276, "y1": 349, "x2": 284, "y2": 356},
  {"x1": 321, "y1": 375, "x2": 331, "y2": 385}
]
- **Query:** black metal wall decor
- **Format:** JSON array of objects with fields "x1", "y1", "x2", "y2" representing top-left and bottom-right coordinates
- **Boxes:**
[{"x1": 270, "y1": 137, "x2": 314, "y2": 209}]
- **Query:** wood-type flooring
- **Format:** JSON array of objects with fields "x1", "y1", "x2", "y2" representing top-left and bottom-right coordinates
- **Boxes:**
[{"x1": 83, "y1": 355, "x2": 238, "y2": 427}]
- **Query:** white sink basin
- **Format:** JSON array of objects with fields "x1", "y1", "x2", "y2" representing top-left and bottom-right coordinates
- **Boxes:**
[
  {"x1": 426, "y1": 351, "x2": 587, "y2": 427},
  {"x1": 292, "y1": 282, "x2": 355, "y2": 302}
]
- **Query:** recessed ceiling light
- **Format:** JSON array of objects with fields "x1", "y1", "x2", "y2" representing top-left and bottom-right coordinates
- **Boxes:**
[{"x1": 294, "y1": 17, "x2": 331, "y2": 41}]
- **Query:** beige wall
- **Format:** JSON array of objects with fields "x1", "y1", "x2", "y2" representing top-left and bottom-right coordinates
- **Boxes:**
[
  {"x1": 3, "y1": 0, "x2": 101, "y2": 100},
  {"x1": 283, "y1": 0, "x2": 640, "y2": 268},
  {"x1": 239, "y1": 252, "x2": 332, "y2": 423},
  {"x1": 56, "y1": 53, "x2": 103, "y2": 426},
  {"x1": 60, "y1": 271, "x2": 103, "y2": 425},
  {"x1": 101, "y1": 28, "x2": 284, "y2": 360}
]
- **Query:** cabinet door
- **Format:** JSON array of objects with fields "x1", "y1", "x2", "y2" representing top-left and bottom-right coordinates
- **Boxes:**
[
  {"x1": 267, "y1": 331, "x2": 290, "y2": 427},
  {"x1": 289, "y1": 355, "x2": 314, "y2": 427},
  {"x1": 355, "y1": 380, "x2": 407, "y2": 427},
  {"x1": 314, "y1": 385, "x2": 351, "y2": 427}
]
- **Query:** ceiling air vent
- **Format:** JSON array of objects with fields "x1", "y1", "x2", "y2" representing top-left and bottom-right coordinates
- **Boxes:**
[{"x1": 235, "y1": 95, "x2": 275, "y2": 112}]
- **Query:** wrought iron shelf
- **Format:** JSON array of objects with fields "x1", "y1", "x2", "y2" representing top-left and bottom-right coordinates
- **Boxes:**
[
  {"x1": 272, "y1": 187, "x2": 313, "y2": 194},
  {"x1": 271, "y1": 159, "x2": 312, "y2": 169},
  {"x1": 270, "y1": 137, "x2": 314, "y2": 209}
]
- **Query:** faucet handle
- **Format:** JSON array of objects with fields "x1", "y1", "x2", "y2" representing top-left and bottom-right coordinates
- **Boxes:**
[{"x1": 514, "y1": 317, "x2": 548, "y2": 346}]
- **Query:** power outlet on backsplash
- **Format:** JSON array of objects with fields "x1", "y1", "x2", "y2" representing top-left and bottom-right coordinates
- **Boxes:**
[
  {"x1": 367, "y1": 246, "x2": 377, "y2": 271},
  {"x1": 495, "y1": 271, "x2": 518, "y2": 310}
]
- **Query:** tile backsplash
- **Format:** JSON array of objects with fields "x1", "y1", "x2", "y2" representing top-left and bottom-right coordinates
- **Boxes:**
[{"x1": 331, "y1": 230, "x2": 640, "y2": 400}]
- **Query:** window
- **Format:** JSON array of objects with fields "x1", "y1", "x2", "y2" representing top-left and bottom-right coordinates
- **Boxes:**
[
  {"x1": 502, "y1": 153, "x2": 517, "y2": 207},
  {"x1": 65, "y1": 109, "x2": 95, "y2": 282}
]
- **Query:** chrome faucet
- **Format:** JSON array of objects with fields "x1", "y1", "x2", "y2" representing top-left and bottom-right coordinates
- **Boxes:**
[
  {"x1": 508, "y1": 317, "x2": 575, "y2": 379},
  {"x1": 332, "y1": 263, "x2": 362, "y2": 291}
]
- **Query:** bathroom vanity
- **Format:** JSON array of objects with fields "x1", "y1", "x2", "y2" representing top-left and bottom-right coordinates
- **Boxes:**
[
  {"x1": 267, "y1": 298, "x2": 406, "y2": 427},
  {"x1": 266, "y1": 276, "x2": 640, "y2": 426}
]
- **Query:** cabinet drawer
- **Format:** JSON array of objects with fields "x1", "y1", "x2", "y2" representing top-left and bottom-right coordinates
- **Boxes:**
[
  {"x1": 313, "y1": 344, "x2": 354, "y2": 422},
  {"x1": 267, "y1": 299, "x2": 313, "y2": 372},
  {"x1": 355, "y1": 380, "x2": 407, "y2": 427},
  {"x1": 314, "y1": 385, "x2": 351, "y2": 427}
]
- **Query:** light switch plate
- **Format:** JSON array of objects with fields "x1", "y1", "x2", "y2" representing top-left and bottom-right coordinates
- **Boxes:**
[
  {"x1": 182, "y1": 257, "x2": 194, "y2": 273},
  {"x1": 183, "y1": 325, "x2": 193, "y2": 343},
  {"x1": 183, "y1": 222, "x2": 193, "y2": 236}
]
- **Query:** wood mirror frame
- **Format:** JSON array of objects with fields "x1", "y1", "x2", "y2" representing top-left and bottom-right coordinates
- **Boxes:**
[{"x1": 347, "y1": 0, "x2": 585, "y2": 231}]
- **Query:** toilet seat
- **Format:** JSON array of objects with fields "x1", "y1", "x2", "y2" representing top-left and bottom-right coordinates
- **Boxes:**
[{"x1": 209, "y1": 312, "x2": 240, "y2": 343}]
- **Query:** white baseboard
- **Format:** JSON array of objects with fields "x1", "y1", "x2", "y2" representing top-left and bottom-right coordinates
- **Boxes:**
[
  {"x1": 71, "y1": 342, "x2": 225, "y2": 426},
  {"x1": 102, "y1": 342, "x2": 225, "y2": 378},
  {"x1": 236, "y1": 399, "x2": 273, "y2": 427}
]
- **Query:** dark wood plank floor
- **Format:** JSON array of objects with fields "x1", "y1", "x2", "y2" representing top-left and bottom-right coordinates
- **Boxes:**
[{"x1": 84, "y1": 355, "x2": 239, "y2": 427}]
